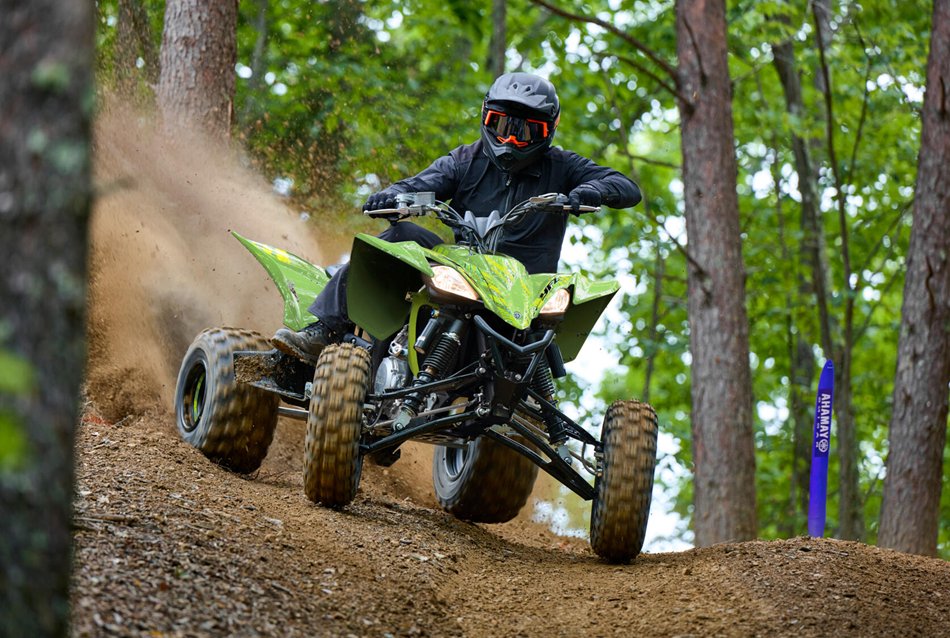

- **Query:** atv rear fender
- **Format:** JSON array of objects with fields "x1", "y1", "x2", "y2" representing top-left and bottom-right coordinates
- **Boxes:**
[{"x1": 232, "y1": 232, "x2": 330, "y2": 331}]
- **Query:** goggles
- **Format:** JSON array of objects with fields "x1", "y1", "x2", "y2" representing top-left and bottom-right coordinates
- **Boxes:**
[{"x1": 483, "y1": 109, "x2": 552, "y2": 148}]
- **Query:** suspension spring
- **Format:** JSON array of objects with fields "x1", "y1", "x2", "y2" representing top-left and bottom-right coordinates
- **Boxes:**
[
  {"x1": 400, "y1": 331, "x2": 462, "y2": 416},
  {"x1": 423, "y1": 331, "x2": 461, "y2": 377},
  {"x1": 530, "y1": 356, "x2": 556, "y2": 401},
  {"x1": 530, "y1": 354, "x2": 569, "y2": 444}
]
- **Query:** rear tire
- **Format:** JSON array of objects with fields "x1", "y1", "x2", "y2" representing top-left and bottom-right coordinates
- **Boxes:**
[
  {"x1": 589, "y1": 400, "x2": 658, "y2": 563},
  {"x1": 303, "y1": 343, "x2": 372, "y2": 507},
  {"x1": 433, "y1": 436, "x2": 539, "y2": 524},
  {"x1": 174, "y1": 328, "x2": 279, "y2": 473}
]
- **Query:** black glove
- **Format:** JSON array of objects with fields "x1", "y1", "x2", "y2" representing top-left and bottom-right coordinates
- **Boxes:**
[
  {"x1": 567, "y1": 186, "x2": 602, "y2": 213},
  {"x1": 363, "y1": 191, "x2": 398, "y2": 212}
]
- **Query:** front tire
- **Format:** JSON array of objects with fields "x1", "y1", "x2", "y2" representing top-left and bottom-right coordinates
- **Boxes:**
[
  {"x1": 303, "y1": 343, "x2": 372, "y2": 507},
  {"x1": 174, "y1": 328, "x2": 279, "y2": 473},
  {"x1": 589, "y1": 400, "x2": 658, "y2": 563},
  {"x1": 433, "y1": 436, "x2": 539, "y2": 524}
]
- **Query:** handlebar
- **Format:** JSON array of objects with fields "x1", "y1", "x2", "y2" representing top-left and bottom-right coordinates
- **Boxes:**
[
  {"x1": 364, "y1": 192, "x2": 599, "y2": 219},
  {"x1": 364, "y1": 192, "x2": 600, "y2": 252},
  {"x1": 526, "y1": 194, "x2": 600, "y2": 214}
]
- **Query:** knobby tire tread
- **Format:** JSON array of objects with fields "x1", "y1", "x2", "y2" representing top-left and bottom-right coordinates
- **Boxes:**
[
  {"x1": 434, "y1": 436, "x2": 539, "y2": 524},
  {"x1": 589, "y1": 399, "x2": 658, "y2": 563},
  {"x1": 303, "y1": 343, "x2": 372, "y2": 508},
  {"x1": 176, "y1": 327, "x2": 280, "y2": 474}
]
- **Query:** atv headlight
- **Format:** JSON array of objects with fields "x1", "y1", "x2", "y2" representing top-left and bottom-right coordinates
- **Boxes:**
[
  {"x1": 540, "y1": 288, "x2": 570, "y2": 315},
  {"x1": 426, "y1": 266, "x2": 480, "y2": 301}
]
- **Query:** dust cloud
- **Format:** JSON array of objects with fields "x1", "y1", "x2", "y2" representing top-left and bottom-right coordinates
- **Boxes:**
[
  {"x1": 84, "y1": 99, "x2": 445, "y2": 508},
  {"x1": 86, "y1": 100, "x2": 339, "y2": 420}
]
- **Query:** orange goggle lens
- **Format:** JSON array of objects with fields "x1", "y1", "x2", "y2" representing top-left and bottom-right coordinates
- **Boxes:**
[{"x1": 483, "y1": 109, "x2": 551, "y2": 146}]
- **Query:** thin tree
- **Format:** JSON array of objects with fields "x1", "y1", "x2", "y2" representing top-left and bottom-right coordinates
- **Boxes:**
[
  {"x1": 770, "y1": 7, "x2": 830, "y2": 534},
  {"x1": 530, "y1": 0, "x2": 757, "y2": 545},
  {"x1": 115, "y1": 0, "x2": 160, "y2": 94},
  {"x1": 488, "y1": 0, "x2": 507, "y2": 78},
  {"x1": 0, "y1": 0, "x2": 94, "y2": 634},
  {"x1": 773, "y1": 0, "x2": 889, "y2": 540},
  {"x1": 878, "y1": 0, "x2": 950, "y2": 557},
  {"x1": 157, "y1": 0, "x2": 237, "y2": 137},
  {"x1": 810, "y1": 0, "x2": 865, "y2": 541}
]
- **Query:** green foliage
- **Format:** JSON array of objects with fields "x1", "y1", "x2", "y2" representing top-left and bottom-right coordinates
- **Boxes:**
[
  {"x1": 31, "y1": 61, "x2": 71, "y2": 93},
  {"x1": 0, "y1": 350, "x2": 35, "y2": 471},
  {"x1": 233, "y1": 0, "x2": 494, "y2": 208}
]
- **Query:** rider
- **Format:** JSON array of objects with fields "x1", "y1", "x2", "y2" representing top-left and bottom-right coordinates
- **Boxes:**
[{"x1": 272, "y1": 72, "x2": 641, "y2": 361}]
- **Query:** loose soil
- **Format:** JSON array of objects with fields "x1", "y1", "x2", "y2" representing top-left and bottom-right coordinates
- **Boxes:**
[{"x1": 74, "y1": 105, "x2": 950, "y2": 637}]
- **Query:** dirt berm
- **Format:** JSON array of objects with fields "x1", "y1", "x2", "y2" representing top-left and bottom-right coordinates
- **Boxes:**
[{"x1": 74, "y1": 105, "x2": 950, "y2": 637}]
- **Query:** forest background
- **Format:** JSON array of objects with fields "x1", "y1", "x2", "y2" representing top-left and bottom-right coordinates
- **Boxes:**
[{"x1": 89, "y1": 0, "x2": 949, "y2": 557}]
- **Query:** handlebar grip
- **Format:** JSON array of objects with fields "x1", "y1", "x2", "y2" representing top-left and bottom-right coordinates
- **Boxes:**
[
  {"x1": 364, "y1": 208, "x2": 405, "y2": 218},
  {"x1": 567, "y1": 204, "x2": 600, "y2": 213},
  {"x1": 365, "y1": 207, "x2": 428, "y2": 220},
  {"x1": 537, "y1": 204, "x2": 600, "y2": 214}
]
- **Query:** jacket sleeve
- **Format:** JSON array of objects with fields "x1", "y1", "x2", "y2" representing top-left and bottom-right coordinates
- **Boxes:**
[
  {"x1": 563, "y1": 151, "x2": 642, "y2": 209},
  {"x1": 381, "y1": 149, "x2": 461, "y2": 203}
]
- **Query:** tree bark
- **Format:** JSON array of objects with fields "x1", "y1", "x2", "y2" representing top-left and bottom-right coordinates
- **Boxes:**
[
  {"x1": 239, "y1": 0, "x2": 269, "y2": 126},
  {"x1": 675, "y1": 0, "x2": 758, "y2": 546},
  {"x1": 488, "y1": 0, "x2": 507, "y2": 78},
  {"x1": 0, "y1": 0, "x2": 93, "y2": 634},
  {"x1": 157, "y1": 0, "x2": 237, "y2": 138},
  {"x1": 643, "y1": 247, "x2": 666, "y2": 404},
  {"x1": 878, "y1": 0, "x2": 950, "y2": 557},
  {"x1": 115, "y1": 0, "x2": 159, "y2": 92}
]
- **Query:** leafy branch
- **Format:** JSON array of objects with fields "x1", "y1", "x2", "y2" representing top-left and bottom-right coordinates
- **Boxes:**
[{"x1": 529, "y1": 0, "x2": 691, "y2": 107}]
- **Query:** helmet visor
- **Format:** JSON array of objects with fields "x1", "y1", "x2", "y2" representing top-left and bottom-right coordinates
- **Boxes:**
[{"x1": 483, "y1": 109, "x2": 551, "y2": 148}]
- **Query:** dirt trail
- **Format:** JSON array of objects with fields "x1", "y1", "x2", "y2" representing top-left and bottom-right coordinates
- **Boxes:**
[{"x1": 74, "y1": 106, "x2": 950, "y2": 637}]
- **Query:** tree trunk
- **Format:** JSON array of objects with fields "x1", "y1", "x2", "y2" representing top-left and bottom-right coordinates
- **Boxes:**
[
  {"x1": 488, "y1": 0, "x2": 507, "y2": 78},
  {"x1": 809, "y1": 0, "x2": 865, "y2": 541},
  {"x1": 771, "y1": 37, "x2": 835, "y2": 358},
  {"x1": 675, "y1": 0, "x2": 757, "y2": 546},
  {"x1": 157, "y1": 0, "x2": 237, "y2": 138},
  {"x1": 772, "y1": 36, "x2": 827, "y2": 533},
  {"x1": 835, "y1": 350, "x2": 863, "y2": 539},
  {"x1": 239, "y1": 0, "x2": 269, "y2": 125},
  {"x1": 878, "y1": 0, "x2": 950, "y2": 557},
  {"x1": 0, "y1": 0, "x2": 93, "y2": 634},
  {"x1": 642, "y1": 247, "x2": 666, "y2": 404},
  {"x1": 115, "y1": 0, "x2": 159, "y2": 93},
  {"x1": 789, "y1": 336, "x2": 816, "y2": 529}
]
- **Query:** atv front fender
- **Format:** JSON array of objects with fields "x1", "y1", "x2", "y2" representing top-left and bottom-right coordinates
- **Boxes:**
[
  {"x1": 346, "y1": 231, "x2": 623, "y2": 359},
  {"x1": 347, "y1": 233, "x2": 434, "y2": 340},
  {"x1": 555, "y1": 276, "x2": 620, "y2": 363}
]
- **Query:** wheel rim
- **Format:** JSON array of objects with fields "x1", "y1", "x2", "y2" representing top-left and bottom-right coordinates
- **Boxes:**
[
  {"x1": 180, "y1": 361, "x2": 207, "y2": 432},
  {"x1": 443, "y1": 444, "x2": 470, "y2": 481}
]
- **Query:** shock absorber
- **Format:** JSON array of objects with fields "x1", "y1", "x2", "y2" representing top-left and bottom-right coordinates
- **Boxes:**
[
  {"x1": 392, "y1": 318, "x2": 465, "y2": 430},
  {"x1": 530, "y1": 356, "x2": 557, "y2": 399},
  {"x1": 531, "y1": 355, "x2": 569, "y2": 445}
]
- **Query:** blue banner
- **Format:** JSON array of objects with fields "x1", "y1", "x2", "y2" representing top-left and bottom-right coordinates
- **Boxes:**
[{"x1": 808, "y1": 360, "x2": 834, "y2": 537}]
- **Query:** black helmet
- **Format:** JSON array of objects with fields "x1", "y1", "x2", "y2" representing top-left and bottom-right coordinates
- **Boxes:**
[{"x1": 481, "y1": 72, "x2": 560, "y2": 172}]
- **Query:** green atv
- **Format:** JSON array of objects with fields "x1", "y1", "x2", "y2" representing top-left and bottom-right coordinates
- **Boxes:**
[{"x1": 174, "y1": 192, "x2": 658, "y2": 562}]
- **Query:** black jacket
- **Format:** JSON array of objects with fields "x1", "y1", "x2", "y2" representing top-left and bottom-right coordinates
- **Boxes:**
[{"x1": 381, "y1": 140, "x2": 641, "y2": 274}]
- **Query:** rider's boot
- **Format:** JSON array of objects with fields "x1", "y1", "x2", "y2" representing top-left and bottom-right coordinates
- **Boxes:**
[{"x1": 271, "y1": 321, "x2": 339, "y2": 363}]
